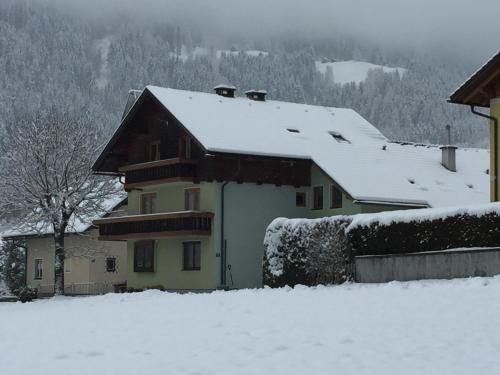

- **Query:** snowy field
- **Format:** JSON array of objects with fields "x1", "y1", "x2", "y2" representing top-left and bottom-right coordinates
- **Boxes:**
[
  {"x1": 315, "y1": 60, "x2": 406, "y2": 85},
  {"x1": 1, "y1": 278, "x2": 500, "y2": 375}
]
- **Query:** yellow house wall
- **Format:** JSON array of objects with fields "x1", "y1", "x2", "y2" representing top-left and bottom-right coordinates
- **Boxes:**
[
  {"x1": 126, "y1": 181, "x2": 217, "y2": 290},
  {"x1": 25, "y1": 229, "x2": 127, "y2": 294}
]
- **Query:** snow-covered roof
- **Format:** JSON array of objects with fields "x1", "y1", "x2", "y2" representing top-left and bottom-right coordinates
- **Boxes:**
[
  {"x1": 146, "y1": 85, "x2": 489, "y2": 208},
  {"x1": 1, "y1": 194, "x2": 127, "y2": 239}
]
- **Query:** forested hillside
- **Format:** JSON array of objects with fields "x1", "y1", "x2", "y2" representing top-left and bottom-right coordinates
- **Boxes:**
[{"x1": 0, "y1": 0, "x2": 488, "y2": 146}]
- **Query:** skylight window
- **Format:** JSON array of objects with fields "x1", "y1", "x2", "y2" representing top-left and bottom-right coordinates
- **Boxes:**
[
  {"x1": 328, "y1": 131, "x2": 350, "y2": 143},
  {"x1": 287, "y1": 128, "x2": 300, "y2": 133}
]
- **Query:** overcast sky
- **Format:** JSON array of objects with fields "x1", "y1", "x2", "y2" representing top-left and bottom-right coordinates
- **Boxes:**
[{"x1": 47, "y1": 0, "x2": 499, "y2": 60}]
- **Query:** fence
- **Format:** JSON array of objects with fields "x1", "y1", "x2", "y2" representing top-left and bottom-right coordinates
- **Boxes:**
[{"x1": 33, "y1": 282, "x2": 122, "y2": 296}]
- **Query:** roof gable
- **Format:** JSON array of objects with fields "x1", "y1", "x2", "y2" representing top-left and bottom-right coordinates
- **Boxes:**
[{"x1": 449, "y1": 51, "x2": 500, "y2": 107}]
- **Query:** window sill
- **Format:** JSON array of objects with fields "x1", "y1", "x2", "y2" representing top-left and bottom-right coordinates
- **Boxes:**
[{"x1": 183, "y1": 268, "x2": 201, "y2": 271}]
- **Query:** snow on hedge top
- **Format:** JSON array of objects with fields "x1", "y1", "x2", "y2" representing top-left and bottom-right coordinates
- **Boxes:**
[
  {"x1": 347, "y1": 202, "x2": 500, "y2": 231},
  {"x1": 147, "y1": 86, "x2": 488, "y2": 208},
  {"x1": 315, "y1": 60, "x2": 406, "y2": 85}
]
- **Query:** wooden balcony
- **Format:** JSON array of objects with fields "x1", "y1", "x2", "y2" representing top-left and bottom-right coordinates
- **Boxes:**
[
  {"x1": 94, "y1": 211, "x2": 214, "y2": 241},
  {"x1": 119, "y1": 158, "x2": 197, "y2": 190}
]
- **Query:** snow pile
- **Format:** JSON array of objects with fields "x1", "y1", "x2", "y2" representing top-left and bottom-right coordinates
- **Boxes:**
[
  {"x1": 2, "y1": 279, "x2": 500, "y2": 375},
  {"x1": 315, "y1": 60, "x2": 406, "y2": 85}
]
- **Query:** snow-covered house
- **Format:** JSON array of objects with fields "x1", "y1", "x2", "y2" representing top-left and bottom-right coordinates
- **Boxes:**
[
  {"x1": 92, "y1": 85, "x2": 489, "y2": 291},
  {"x1": 449, "y1": 51, "x2": 500, "y2": 201},
  {"x1": 2, "y1": 198, "x2": 128, "y2": 296}
]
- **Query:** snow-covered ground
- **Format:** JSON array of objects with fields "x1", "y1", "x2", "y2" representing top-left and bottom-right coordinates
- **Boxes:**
[
  {"x1": 316, "y1": 60, "x2": 406, "y2": 85},
  {"x1": 1, "y1": 278, "x2": 500, "y2": 375}
]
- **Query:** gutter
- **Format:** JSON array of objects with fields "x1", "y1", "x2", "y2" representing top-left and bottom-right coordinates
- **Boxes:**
[
  {"x1": 220, "y1": 158, "x2": 241, "y2": 288},
  {"x1": 470, "y1": 105, "x2": 499, "y2": 200}
]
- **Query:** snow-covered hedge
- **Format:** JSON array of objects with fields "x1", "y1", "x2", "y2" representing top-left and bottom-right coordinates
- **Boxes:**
[
  {"x1": 263, "y1": 217, "x2": 354, "y2": 287},
  {"x1": 264, "y1": 203, "x2": 500, "y2": 287},
  {"x1": 347, "y1": 203, "x2": 500, "y2": 256}
]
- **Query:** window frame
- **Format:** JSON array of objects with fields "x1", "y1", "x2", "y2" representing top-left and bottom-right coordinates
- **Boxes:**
[
  {"x1": 183, "y1": 241, "x2": 201, "y2": 271},
  {"x1": 64, "y1": 257, "x2": 71, "y2": 273},
  {"x1": 295, "y1": 192, "x2": 307, "y2": 207},
  {"x1": 134, "y1": 240, "x2": 155, "y2": 273},
  {"x1": 184, "y1": 188, "x2": 200, "y2": 211},
  {"x1": 312, "y1": 185, "x2": 324, "y2": 210},
  {"x1": 330, "y1": 185, "x2": 343, "y2": 209},
  {"x1": 148, "y1": 140, "x2": 161, "y2": 162},
  {"x1": 140, "y1": 192, "x2": 157, "y2": 215},
  {"x1": 34, "y1": 258, "x2": 43, "y2": 280},
  {"x1": 179, "y1": 135, "x2": 192, "y2": 160},
  {"x1": 105, "y1": 257, "x2": 117, "y2": 273}
]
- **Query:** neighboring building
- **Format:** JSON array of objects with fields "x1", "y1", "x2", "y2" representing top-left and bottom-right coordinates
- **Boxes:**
[
  {"x1": 2, "y1": 198, "x2": 127, "y2": 296},
  {"x1": 449, "y1": 51, "x2": 500, "y2": 201},
  {"x1": 92, "y1": 85, "x2": 489, "y2": 291}
]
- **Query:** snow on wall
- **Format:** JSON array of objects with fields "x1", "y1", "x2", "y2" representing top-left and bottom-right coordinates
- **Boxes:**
[{"x1": 315, "y1": 60, "x2": 406, "y2": 85}]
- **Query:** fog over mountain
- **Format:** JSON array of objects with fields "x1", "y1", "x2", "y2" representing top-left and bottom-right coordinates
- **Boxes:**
[
  {"x1": 47, "y1": 0, "x2": 499, "y2": 61},
  {"x1": 0, "y1": 0, "x2": 497, "y2": 148}
]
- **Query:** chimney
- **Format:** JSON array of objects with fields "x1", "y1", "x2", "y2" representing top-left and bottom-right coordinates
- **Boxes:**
[
  {"x1": 213, "y1": 84, "x2": 236, "y2": 98},
  {"x1": 122, "y1": 89, "x2": 142, "y2": 120},
  {"x1": 440, "y1": 125, "x2": 457, "y2": 172},
  {"x1": 245, "y1": 89, "x2": 267, "y2": 101}
]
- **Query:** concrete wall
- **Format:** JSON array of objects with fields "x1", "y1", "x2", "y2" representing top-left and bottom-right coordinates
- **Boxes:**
[
  {"x1": 26, "y1": 229, "x2": 127, "y2": 295},
  {"x1": 355, "y1": 248, "x2": 500, "y2": 283}
]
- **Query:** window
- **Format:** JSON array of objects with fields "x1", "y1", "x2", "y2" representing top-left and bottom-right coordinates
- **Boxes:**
[
  {"x1": 296, "y1": 192, "x2": 306, "y2": 207},
  {"x1": 134, "y1": 240, "x2": 155, "y2": 272},
  {"x1": 64, "y1": 257, "x2": 71, "y2": 273},
  {"x1": 141, "y1": 193, "x2": 157, "y2": 214},
  {"x1": 183, "y1": 242, "x2": 201, "y2": 271},
  {"x1": 328, "y1": 131, "x2": 350, "y2": 143},
  {"x1": 313, "y1": 186, "x2": 324, "y2": 210},
  {"x1": 34, "y1": 259, "x2": 43, "y2": 280},
  {"x1": 179, "y1": 135, "x2": 192, "y2": 160},
  {"x1": 106, "y1": 257, "x2": 116, "y2": 272},
  {"x1": 330, "y1": 185, "x2": 343, "y2": 209},
  {"x1": 184, "y1": 188, "x2": 200, "y2": 211},
  {"x1": 148, "y1": 140, "x2": 161, "y2": 161}
]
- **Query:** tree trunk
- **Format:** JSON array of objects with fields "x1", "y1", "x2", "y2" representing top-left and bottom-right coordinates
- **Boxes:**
[{"x1": 54, "y1": 234, "x2": 65, "y2": 296}]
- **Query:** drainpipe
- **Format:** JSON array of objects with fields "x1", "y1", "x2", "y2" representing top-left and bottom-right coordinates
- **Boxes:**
[
  {"x1": 220, "y1": 158, "x2": 241, "y2": 288},
  {"x1": 470, "y1": 105, "x2": 499, "y2": 201}
]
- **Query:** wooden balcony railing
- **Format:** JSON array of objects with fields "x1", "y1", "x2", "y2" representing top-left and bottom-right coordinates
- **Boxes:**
[
  {"x1": 119, "y1": 158, "x2": 197, "y2": 189},
  {"x1": 94, "y1": 211, "x2": 213, "y2": 241}
]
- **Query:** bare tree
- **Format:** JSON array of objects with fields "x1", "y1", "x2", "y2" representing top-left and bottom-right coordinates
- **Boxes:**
[{"x1": 0, "y1": 110, "x2": 120, "y2": 295}]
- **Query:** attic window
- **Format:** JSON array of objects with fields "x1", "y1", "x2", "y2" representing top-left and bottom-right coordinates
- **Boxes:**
[
  {"x1": 329, "y1": 131, "x2": 350, "y2": 143},
  {"x1": 287, "y1": 128, "x2": 300, "y2": 133}
]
